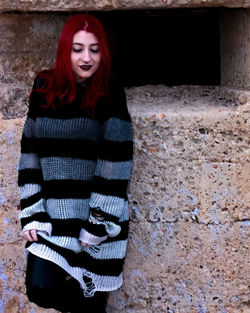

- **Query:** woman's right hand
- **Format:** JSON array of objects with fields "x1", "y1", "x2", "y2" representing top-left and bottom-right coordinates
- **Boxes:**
[{"x1": 22, "y1": 229, "x2": 38, "y2": 242}]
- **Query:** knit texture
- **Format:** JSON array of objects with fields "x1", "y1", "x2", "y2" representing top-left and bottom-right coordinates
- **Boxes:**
[{"x1": 18, "y1": 76, "x2": 133, "y2": 297}]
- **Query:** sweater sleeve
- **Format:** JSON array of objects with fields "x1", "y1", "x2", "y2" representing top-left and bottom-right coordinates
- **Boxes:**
[
  {"x1": 79, "y1": 83, "x2": 133, "y2": 245},
  {"x1": 18, "y1": 76, "x2": 52, "y2": 236}
]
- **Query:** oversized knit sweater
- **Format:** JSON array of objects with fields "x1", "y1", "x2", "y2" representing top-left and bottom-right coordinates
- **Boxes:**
[{"x1": 18, "y1": 76, "x2": 133, "y2": 297}]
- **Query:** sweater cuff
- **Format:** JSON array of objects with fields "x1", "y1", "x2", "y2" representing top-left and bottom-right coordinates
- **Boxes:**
[
  {"x1": 79, "y1": 228, "x2": 107, "y2": 245},
  {"x1": 20, "y1": 221, "x2": 52, "y2": 237}
]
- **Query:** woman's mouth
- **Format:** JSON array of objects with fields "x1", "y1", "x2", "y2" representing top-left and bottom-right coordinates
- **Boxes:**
[{"x1": 80, "y1": 65, "x2": 92, "y2": 71}]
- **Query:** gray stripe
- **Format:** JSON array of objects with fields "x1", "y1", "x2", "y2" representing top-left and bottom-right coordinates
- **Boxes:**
[
  {"x1": 104, "y1": 118, "x2": 133, "y2": 142},
  {"x1": 18, "y1": 153, "x2": 41, "y2": 170},
  {"x1": 23, "y1": 117, "x2": 36, "y2": 138},
  {"x1": 41, "y1": 157, "x2": 96, "y2": 181},
  {"x1": 86, "y1": 240, "x2": 128, "y2": 260},
  {"x1": 95, "y1": 160, "x2": 132, "y2": 180},
  {"x1": 46, "y1": 198, "x2": 89, "y2": 220},
  {"x1": 119, "y1": 201, "x2": 129, "y2": 222},
  {"x1": 36, "y1": 117, "x2": 100, "y2": 140}
]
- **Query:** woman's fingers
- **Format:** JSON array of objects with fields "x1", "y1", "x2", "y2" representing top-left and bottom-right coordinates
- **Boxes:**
[
  {"x1": 30, "y1": 229, "x2": 38, "y2": 241},
  {"x1": 81, "y1": 241, "x2": 92, "y2": 247},
  {"x1": 22, "y1": 229, "x2": 38, "y2": 242}
]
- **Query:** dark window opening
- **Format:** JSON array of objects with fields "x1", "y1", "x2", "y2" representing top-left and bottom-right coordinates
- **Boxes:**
[{"x1": 95, "y1": 9, "x2": 221, "y2": 87}]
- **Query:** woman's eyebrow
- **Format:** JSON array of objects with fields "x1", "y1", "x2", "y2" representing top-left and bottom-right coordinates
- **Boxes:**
[{"x1": 72, "y1": 42, "x2": 99, "y2": 46}]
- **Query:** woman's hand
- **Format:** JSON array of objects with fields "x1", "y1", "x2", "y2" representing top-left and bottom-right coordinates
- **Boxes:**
[
  {"x1": 80, "y1": 241, "x2": 93, "y2": 247},
  {"x1": 22, "y1": 229, "x2": 38, "y2": 242}
]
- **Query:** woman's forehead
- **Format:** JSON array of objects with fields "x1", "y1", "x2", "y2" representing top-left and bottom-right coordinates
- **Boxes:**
[{"x1": 72, "y1": 30, "x2": 99, "y2": 45}]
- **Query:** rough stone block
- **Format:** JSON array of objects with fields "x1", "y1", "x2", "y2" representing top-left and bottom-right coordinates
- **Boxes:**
[
  {"x1": 0, "y1": 14, "x2": 67, "y2": 85},
  {"x1": 113, "y1": 220, "x2": 250, "y2": 313},
  {"x1": 0, "y1": 0, "x2": 249, "y2": 11},
  {"x1": 220, "y1": 9, "x2": 250, "y2": 90},
  {"x1": 1, "y1": 66, "x2": 250, "y2": 313}
]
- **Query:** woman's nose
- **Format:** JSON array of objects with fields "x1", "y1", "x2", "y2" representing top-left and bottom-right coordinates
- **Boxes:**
[{"x1": 81, "y1": 51, "x2": 91, "y2": 63}]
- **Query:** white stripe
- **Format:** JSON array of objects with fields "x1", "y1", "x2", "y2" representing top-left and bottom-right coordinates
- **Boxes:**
[
  {"x1": 20, "y1": 184, "x2": 41, "y2": 200},
  {"x1": 79, "y1": 229, "x2": 107, "y2": 245},
  {"x1": 39, "y1": 233, "x2": 83, "y2": 253},
  {"x1": 89, "y1": 193, "x2": 125, "y2": 217},
  {"x1": 89, "y1": 197, "x2": 130, "y2": 221},
  {"x1": 86, "y1": 240, "x2": 128, "y2": 260},
  {"x1": 26, "y1": 243, "x2": 123, "y2": 295},
  {"x1": 19, "y1": 199, "x2": 45, "y2": 219},
  {"x1": 20, "y1": 221, "x2": 52, "y2": 236}
]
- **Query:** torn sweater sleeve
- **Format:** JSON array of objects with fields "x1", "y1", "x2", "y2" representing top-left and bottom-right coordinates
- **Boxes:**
[
  {"x1": 79, "y1": 83, "x2": 133, "y2": 245},
  {"x1": 18, "y1": 76, "x2": 52, "y2": 236}
]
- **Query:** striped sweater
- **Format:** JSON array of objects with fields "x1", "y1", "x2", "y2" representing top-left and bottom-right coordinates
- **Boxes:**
[{"x1": 18, "y1": 76, "x2": 133, "y2": 297}]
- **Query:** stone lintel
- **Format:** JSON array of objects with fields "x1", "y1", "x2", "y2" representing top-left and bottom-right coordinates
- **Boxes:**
[{"x1": 0, "y1": 0, "x2": 249, "y2": 12}]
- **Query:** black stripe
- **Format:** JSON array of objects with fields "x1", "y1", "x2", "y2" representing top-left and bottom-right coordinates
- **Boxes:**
[
  {"x1": 37, "y1": 236, "x2": 124, "y2": 276},
  {"x1": 81, "y1": 221, "x2": 107, "y2": 237},
  {"x1": 98, "y1": 140, "x2": 133, "y2": 162},
  {"x1": 34, "y1": 138, "x2": 132, "y2": 161},
  {"x1": 92, "y1": 177, "x2": 128, "y2": 199},
  {"x1": 20, "y1": 192, "x2": 43, "y2": 210},
  {"x1": 18, "y1": 169, "x2": 43, "y2": 186},
  {"x1": 36, "y1": 138, "x2": 99, "y2": 160},
  {"x1": 20, "y1": 136, "x2": 37, "y2": 154},
  {"x1": 51, "y1": 219, "x2": 83, "y2": 237},
  {"x1": 20, "y1": 212, "x2": 51, "y2": 229},
  {"x1": 43, "y1": 180, "x2": 92, "y2": 199}
]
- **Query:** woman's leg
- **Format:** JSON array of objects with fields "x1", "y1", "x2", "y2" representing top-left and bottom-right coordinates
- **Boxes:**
[
  {"x1": 26, "y1": 253, "x2": 108, "y2": 313},
  {"x1": 70, "y1": 290, "x2": 108, "y2": 313},
  {"x1": 25, "y1": 253, "x2": 72, "y2": 312},
  {"x1": 65, "y1": 276, "x2": 108, "y2": 313}
]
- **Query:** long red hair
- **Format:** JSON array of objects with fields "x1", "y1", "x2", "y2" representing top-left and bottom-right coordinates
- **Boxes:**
[{"x1": 36, "y1": 14, "x2": 111, "y2": 108}]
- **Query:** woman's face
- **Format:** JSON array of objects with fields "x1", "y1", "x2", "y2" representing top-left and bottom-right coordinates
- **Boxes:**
[{"x1": 71, "y1": 30, "x2": 101, "y2": 82}]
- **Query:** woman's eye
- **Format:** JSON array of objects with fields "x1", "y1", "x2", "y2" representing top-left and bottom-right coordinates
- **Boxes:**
[
  {"x1": 72, "y1": 48, "x2": 82, "y2": 53},
  {"x1": 90, "y1": 49, "x2": 99, "y2": 54}
]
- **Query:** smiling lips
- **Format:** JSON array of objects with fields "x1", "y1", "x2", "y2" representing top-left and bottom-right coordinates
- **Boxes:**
[{"x1": 80, "y1": 65, "x2": 92, "y2": 71}]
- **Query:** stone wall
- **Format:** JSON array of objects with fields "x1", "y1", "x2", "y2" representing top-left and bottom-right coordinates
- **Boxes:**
[
  {"x1": 0, "y1": 3, "x2": 250, "y2": 313},
  {"x1": 0, "y1": 0, "x2": 249, "y2": 12}
]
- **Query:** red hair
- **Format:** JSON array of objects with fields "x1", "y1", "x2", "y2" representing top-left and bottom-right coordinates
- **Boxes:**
[{"x1": 36, "y1": 14, "x2": 111, "y2": 109}]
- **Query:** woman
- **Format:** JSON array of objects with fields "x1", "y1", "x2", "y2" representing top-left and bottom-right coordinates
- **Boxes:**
[{"x1": 18, "y1": 14, "x2": 133, "y2": 313}]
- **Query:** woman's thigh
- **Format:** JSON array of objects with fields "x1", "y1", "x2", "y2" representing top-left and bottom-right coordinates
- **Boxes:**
[
  {"x1": 25, "y1": 253, "x2": 69, "y2": 310},
  {"x1": 25, "y1": 253, "x2": 108, "y2": 312}
]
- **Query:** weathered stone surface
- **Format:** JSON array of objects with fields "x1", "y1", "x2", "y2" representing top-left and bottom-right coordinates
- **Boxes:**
[
  {"x1": 0, "y1": 0, "x2": 249, "y2": 12},
  {"x1": 221, "y1": 9, "x2": 250, "y2": 90},
  {"x1": 117, "y1": 220, "x2": 250, "y2": 313},
  {"x1": 1, "y1": 85, "x2": 250, "y2": 312},
  {"x1": 0, "y1": 14, "x2": 67, "y2": 84},
  {"x1": 127, "y1": 85, "x2": 250, "y2": 226}
]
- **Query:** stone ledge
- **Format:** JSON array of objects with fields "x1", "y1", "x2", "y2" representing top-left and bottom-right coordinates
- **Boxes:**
[
  {"x1": 0, "y1": 0, "x2": 249, "y2": 12},
  {"x1": 1, "y1": 84, "x2": 250, "y2": 119}
]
